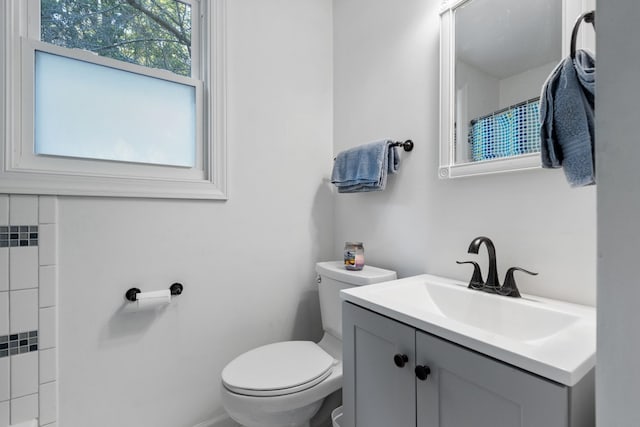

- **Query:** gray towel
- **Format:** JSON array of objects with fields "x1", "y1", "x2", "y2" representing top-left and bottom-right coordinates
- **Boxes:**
[
  {"x1": 540, "y1": 49, "x2": 595, "y2": 187},
  {"x1": 331, "y1": 140, "x2": 400, "y2": 193}
]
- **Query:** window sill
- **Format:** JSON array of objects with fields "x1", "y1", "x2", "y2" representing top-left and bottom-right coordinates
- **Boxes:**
[{"x1": 0, "y1": 168, "x2": 228, "y2": 199}]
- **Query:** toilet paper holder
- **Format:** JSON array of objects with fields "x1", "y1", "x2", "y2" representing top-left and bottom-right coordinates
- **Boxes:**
[{"x1": 125, "y1": 282, "x2": 184, "y2": 302}]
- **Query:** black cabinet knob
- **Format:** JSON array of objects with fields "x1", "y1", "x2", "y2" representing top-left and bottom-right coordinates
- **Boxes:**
[
  {"x1": 394, "y1": 354, "x2": 409, "y2": 368},
  {"x1": 415, "y1": 365, "x2": 431, "y2": 381}
]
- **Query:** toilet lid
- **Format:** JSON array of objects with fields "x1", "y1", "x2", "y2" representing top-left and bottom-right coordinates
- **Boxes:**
[{"x1": 222, "y1": 341, "x2": 336, "y2": 397}]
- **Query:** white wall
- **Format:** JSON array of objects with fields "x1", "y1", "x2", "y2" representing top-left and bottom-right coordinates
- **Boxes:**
[
  {"x1": 333, "y1": 0, "x2": 596, "y2": 307},
  {"x1": 596, "y1": 0, "x2": 640, "y2": 424},
  {"x1": 498, "y1": 61, "x2": 557, "y2": 108},
  {"x1": 54, "y1": 1, "x2": 334, "y2": 426},
  {"x1": 455, "y1": 61, "x2": 500, "y2": 163}
]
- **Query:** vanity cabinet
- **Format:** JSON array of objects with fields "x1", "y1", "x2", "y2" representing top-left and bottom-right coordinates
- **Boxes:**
[{"x1": 342, "y1": 302, "x2": 594, "y2": 427}]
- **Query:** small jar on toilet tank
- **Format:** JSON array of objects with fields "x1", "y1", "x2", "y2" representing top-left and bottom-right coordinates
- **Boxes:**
[{"x1": 344, "y1": 242, "x2": 365, "y2": 271}]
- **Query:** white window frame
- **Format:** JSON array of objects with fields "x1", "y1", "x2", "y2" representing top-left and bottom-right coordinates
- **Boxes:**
[{"x1": 0, "y1": 0, "x2": 228, "y2": 199}]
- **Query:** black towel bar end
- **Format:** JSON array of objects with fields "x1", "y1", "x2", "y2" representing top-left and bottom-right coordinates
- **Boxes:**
[{"x1": 392, "y1": 140, "x2": 414, "y2": 152}]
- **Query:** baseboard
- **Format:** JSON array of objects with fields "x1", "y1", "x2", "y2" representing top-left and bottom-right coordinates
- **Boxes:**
[
  {"x1": 192, "y1": 413, "x2": 240, "y2": 427},
  {"x1": 9, "y1": 420, "x2": 38, "y2": 427}
]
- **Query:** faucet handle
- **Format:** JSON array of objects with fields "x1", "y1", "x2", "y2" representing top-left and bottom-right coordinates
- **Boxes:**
[
  {"x1": 456, "y1": 260, "x2": 484, "y2": 290},
  {"x1": 499, "y1": 267, "x2": 538, "y2": 298}
]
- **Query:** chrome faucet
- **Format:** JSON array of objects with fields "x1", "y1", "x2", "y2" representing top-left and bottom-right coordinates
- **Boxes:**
[
  {"x1": 457, "y1": 236, "x2": 538, "y2": 298},
  {"x1": 467, "y1": 236, "x2": 500, "y2": 291}
]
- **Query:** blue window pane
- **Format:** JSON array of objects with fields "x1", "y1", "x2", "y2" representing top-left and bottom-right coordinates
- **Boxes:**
[{"x1": 35, "y1": 50, "x2": 196, "y2": 168}]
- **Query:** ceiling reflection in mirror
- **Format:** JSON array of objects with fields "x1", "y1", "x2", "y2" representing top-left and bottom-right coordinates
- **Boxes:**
[{"x1": 454, "y1": 0, "x2": 562, "y2": 165}]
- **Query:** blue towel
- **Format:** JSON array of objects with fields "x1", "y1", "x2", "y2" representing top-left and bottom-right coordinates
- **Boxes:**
[
  {"x1": 540, "y1": 49, "x2": 595, "y2": 187},
  {"x1": 331, "y1": 140, "x2": 400, "y2": 193}
]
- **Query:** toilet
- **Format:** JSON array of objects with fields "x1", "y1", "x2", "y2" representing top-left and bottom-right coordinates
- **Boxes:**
[{"x1": 221, "y1": 261, "x2": 397, "y2": 427}]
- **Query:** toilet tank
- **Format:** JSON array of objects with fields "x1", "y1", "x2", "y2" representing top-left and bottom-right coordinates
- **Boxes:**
[{"x1": 316, "y1": 261, "x2": 396, "y2": 339}]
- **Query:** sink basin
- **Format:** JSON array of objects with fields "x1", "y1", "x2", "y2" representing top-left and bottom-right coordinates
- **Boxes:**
[
  {"x1": 340, "y1": 274, "x2": 596, "y2": 386},
  {"x1": 376, "y1": 276, "x2": 579, "y2": 341}
]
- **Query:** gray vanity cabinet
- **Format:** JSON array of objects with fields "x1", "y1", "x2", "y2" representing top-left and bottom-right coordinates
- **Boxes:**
[
  {"x1": 342, "y1": 301, "x2": 416, "y2": 427},
  {"x1": 415, "y1": 331, "x2": 567, "y2": 427},
  {"x1": 342, "y1": 302, "x2": 595, "y2": 427}
]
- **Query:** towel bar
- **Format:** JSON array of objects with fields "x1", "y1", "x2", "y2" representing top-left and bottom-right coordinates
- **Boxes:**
[{"x1": 333, "y1": 140, "x2": 414, "y2": 161}]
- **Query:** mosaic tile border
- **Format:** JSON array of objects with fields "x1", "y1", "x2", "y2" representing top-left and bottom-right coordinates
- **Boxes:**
[
  {"x1": 0, "y1": 225, "x2": 39, "y2": 248},
  {"x1": 0, "y1": 330, "x2": 38, "y2": 358}
]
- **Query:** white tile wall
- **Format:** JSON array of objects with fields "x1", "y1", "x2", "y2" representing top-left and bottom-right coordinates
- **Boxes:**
[
  {"x1": 0, "y1": 250, "x2": 8, "y2": 292},
  {"x1": 0, "y1": 196, "x2": 10, "y2": 427},
  {"x1": 10, "y1": 393, "x2": 38, "y2": 425},
  {"x1": 0, "y1": 292, "x2": 7, "y2": 336},
  {"x1": 9, "y1": 248, "x2": 39, "y2": 291},
  {"x1": 0, "y1": 401, "x2": 9, "y2": 427},
  {"x1": 9, "y1": 290, "x2": 38, "y2": 334},
  {"x1": 38, "y1": 226, "x2": 56, "y2": 267},
  {"x1": 0, "y1": 357, "x2": 9, "y2": 402},
  {"x1": 38, "y1": 267, "x2": 56, "y2": 309},
  {"x1": 39, "y1": 349, "x2": 56, "y2": 385},
  {"x1": 2, "y1": 195, "x2": 58, "y2": 427},
  {"x1": 0, "y1": 195, "x2": 8, "y2": 225},
  {"x1": 39, "y1": 308, "x2": 56, "y2": 350},
  {"x1": 39, "y1": 382, "x2": 56, "y2": 425},
  {"x1": 11, "y1": 353, "x2": 38, "y2": 399},
  {"x1": 38, "y1": 197, "x2": 56, "y2": 225},
  {"x1": 8, "y1": 196, "x2": 38, "y2": 226}
]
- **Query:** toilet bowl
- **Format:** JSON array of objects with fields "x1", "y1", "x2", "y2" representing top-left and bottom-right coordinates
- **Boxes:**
[
  {"x1": 220, "y1": 261, "x2": 397, "y2": 427},
  {"x1": 221, "y1": 334, "x2": 343, "y2": 427}
]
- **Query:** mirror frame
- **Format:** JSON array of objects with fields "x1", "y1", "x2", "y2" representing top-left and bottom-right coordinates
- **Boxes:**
[{"x1": 438, "y1": 0, "x2": 584, "y2": 179}]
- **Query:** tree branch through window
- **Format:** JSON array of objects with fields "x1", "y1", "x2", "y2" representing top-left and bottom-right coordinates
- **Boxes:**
[{"x1": 41, "y1": 0, "x2": 192, "y2": 76}]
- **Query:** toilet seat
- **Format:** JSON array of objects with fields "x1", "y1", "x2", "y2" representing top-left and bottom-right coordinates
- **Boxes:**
[{"x1": 222, "y1": 341, "x2": 336, "y2": 397}]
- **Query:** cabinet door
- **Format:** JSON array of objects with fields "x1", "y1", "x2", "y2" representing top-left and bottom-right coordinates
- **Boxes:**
[
  {"x1": 342, "y1": 303, "x2": 416, "y2": 427},
  {"x1": 416, "y1": 331, "x2": 568, "y2": 427}
]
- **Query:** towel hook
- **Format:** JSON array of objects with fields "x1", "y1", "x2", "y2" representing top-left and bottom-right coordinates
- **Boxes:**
[{"x1": 571, "y1": 10, "x2": 595, "y2": 60}]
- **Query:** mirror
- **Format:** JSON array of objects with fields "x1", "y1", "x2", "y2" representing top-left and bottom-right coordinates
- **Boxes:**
[{"x1": 439, "y1": 0, "x2": 563, "y2": 178}]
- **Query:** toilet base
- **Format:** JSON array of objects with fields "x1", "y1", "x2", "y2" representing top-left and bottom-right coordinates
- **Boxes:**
[{"x1": 225, "y1": 397, "x2": 322, "y2": 427}]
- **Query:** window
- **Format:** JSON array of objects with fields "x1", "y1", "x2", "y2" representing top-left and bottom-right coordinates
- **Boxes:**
[
  {"x1": 34, "y1": 48, "x2": 198, "y2": 168},
  {"x1": 0, "y1": 0, "x2": 227, "y2": 199},
  {"x1": 40, "y1": 0, "x2": 194, "y2": 77}
]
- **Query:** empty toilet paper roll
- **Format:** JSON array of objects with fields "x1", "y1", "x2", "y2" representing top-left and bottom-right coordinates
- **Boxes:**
[{"x1": 136, "y1": 289, "x2": 171, "y2": 309}]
